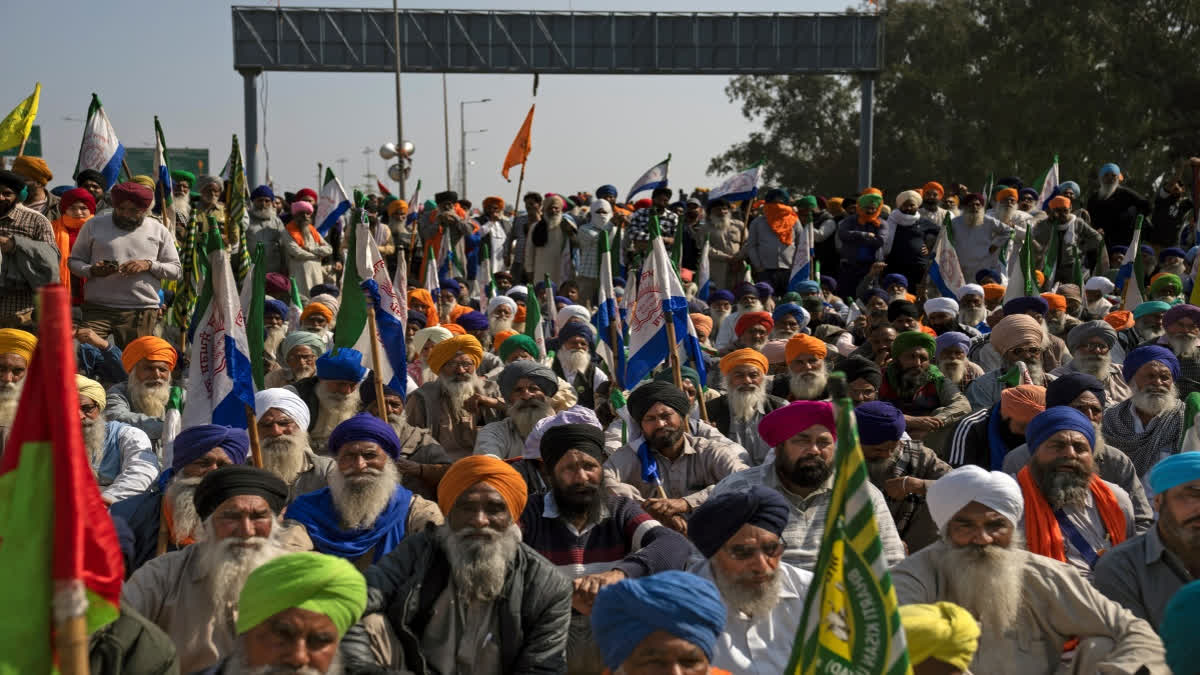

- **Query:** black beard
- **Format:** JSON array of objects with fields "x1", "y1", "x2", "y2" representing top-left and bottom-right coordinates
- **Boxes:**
[
  {"x1": 113, "y1": 214, "x2": 142, "y2": 231},
  {"x1": 781, "y1": 456, "x2": 832, "y2": 488},
  {"x1": 648, "y1": 426, "x2": 684, "y2": 452},
  {"x1": 552, "y1": 478, "x2": 605, "y2": 521}
]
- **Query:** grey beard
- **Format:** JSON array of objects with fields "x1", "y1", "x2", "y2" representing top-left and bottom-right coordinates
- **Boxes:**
[
  {"x1": 963, "y1": 210, "x2": 985, "y2": 227},
  {"x1": 437, "y1": 301, "x2": 457, "y2": 322},
  {"x1": 992, "y1": 204, "x2": 1014, "y2": 223},
  {"x1": 225, "y1": 640, "x2": 342, "y2": 675},
  {"x1": 197, "y1": 520, "x2": 285, "y2": 611},
  {"x1": 900, "y1": 367, "x2": 931, "y2": 391},
  {"x1": 313, "y1": 387, "x2": 363, "y2": 443},
  {"x1": 329, "y1": 461, "x2": 400, "y2": 530},
  {"x1": 0, "y1": 380, "x2": 24, "y2": 426},
  {"x1": 260, "y1": 431, "x2": 312, "y2": 485},
  {"x1": 726, "y1": 383, "x2": 768, "y2": 421},
  {"x1": 739, "y1": 300, "x2": 764, "y2": 314},
  {"x1": 708, "y1": 213, "x2": 732, "y2": 230},
  {"x1": 711, "y1": 309, "x2": 730, "y2": 333},
  {"x1": 290, "y1": 363, "x2": 317, "y2": 381},
  {"x1": 263, "y1": 325, "x2": 288, "y2": 361},
  {"x1": 1046, "y1": 315, "x2": 1067, "y2": 334},
  {"x1": 441, "y1": 376, "x2": 478, "y2": 411},
  {"x1": 959, "y1": 306, "x2": 988, "y2": 326},
  {"x1": 1031, "y1": 458, "x2": 1093, "y2": 509},
  {"x1": 1168, "y1": 333, "x2": 1200, "y2": 359},
  {"x1": 558, "y1": 348, "x2": 591, "y2": 374},
  {"x1": 508, "y1": 398, "x2": 554, "y2": 438},
  {"x1": 1097, "y1": 181, "x2": 1119, "y2": 200},
  {"x1": 544, "y1": 213, "x2": 564, "y2": 230},
  {"x1": 1136, "y1": 321, "x2": 1165, "y2": 341},
  {"x1": 937, "y1": 536, "x2": 1025, "y2": 639},
  {"x1": 129, "y1": 378, "x2": 170, "y2": 418},
  {"x1": 711, "y1": 563, "x2": 782, "y2": 618},
  {"x1": 866, "y1": 454, "x2": 898, "y2": 486},
  {"x1": 1132, "y1": 383, "x2": 1178, "y2": 417},
  {"x1": 250, "y1": 205, "x2": 276, "y2": 220},
  {"x1": 743, "y1": 335, "x2": 769, "y2": 351},
  {"x1": 789, "y1": 370, "x2": 828, "y2": 400},
  {"x1": 1161, "y1": 261, "x2": 1187, "y2": 277},
  {"x1": 83, "y1": 418, "x2": 108, "y2": 472},
  {"x1": 1072, "y1": 353, "x2": 1111, "y2": 379},
  {"x1": 438, "y1": 523, "x2": 522, "y2": 602},
  {"x1": 938, "y1": 358, "x2": 966, "y2": 384},
  {"x1": 166, "y1": 476, "x2": 204, "y2": 544}
]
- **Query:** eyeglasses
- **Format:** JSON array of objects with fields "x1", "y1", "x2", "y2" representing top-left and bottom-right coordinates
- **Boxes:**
[
  {"x1": 726, "y1": 539, "x2": 787, "y2": 560},
  {"x1": 1077, "y1": 341, "x2": 1110, "y2": 353},
  {"x1": 80, "y1": 403, "x2": 99, "y2": 415}
]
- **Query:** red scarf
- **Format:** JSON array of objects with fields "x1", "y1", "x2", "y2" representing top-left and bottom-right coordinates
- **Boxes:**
[{"x1": 1017, "y1": 465, "x2": 1126, "y2": 562}]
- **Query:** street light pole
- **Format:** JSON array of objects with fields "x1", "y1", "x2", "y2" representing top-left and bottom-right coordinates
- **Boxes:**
[
  {"x1": 459, "y1": 98, "x2": 492, "y2": 198},
  {"x1": 392, "y1": 0, "x2": 405, "y2": 199}
]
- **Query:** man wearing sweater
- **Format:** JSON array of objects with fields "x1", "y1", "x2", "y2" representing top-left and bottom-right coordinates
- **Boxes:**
[{"x1": 68, "y1": 182, "x2": 182, "y2": 348}]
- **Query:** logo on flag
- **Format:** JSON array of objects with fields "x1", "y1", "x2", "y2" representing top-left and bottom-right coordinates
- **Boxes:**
[
  {"x1": 76, "y1": 94, "x2": 125, "y2": 190},
  {"x1": 709, "y1": 163, "x2": 762, "y2": 203}
]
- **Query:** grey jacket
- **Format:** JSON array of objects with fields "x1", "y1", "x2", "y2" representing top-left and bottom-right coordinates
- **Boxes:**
[
  {"x1": 246, "y1": 213, "x2": 289, "y2": 275},
  {"x1": 341, "y1": 529, "x2": 572, "y2": 674}
]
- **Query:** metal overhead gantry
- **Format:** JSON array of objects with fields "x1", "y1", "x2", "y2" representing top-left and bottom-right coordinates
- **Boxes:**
[{"x1": 231, "y1": 7, "x2": 884, "y2": 189}]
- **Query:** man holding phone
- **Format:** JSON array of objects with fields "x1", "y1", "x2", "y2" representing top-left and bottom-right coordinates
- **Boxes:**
[{"x1": 69, "y1": 181, "x2": 182, "y2": 349}]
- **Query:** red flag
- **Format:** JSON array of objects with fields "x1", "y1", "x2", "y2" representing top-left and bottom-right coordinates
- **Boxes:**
[
  {"x1": 376, "y1": 180, "x2": 392, "y2": 197},
  {"x1": 502, "y1": 104, "x2": 535, "y2": 181}
]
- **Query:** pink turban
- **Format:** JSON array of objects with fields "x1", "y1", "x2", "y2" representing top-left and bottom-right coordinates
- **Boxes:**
[
  {"x1": 291, "y1": 200, "x2": 315, "y2": 215},
  {"x1": 758, "y1": 400, "x2": 836, "y2": 446}
]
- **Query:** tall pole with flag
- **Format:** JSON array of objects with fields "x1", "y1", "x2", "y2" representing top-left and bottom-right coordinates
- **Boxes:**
[
  {"x1": 697, "y1": 235, "x2": 712, "y2": 301},
  {"x1": 503, "y1": 104, "x2": 535, "y2": 225},
  {"x1": 153, "y1": 116, "x2": 173, "y2": 225},
  {"x1": 929, "y1": 213, "x2": 966, "y2": 299},
  {"x1": 0, "y1": 82, "x2": 40, "y2": 155},
  {"x1": 74, "y1": 93, "x2": 126, "y2": 190},
  {"x1": 315, "y1": 168, "x2": 352, "y2": 239},
  {"x1": 239, "y1": 242, "x2": 267, "y2": 389},
  {"x1": 626, "y1": 156, "x2": 671, "y2": 203},
  {"x1": 1117, "y1": 215, "x2": 1146, "y2": 310},
  {"x1": 594, "y1": 230, "x2": 625, "y2": 389},
  {"x1": 523, "y1": 277, "x2": 546, "y2": 359},
  {"x1": 708, "y1": 162, "x2": 763, "y2": 203},
  {"x1": 225, "y1": 134, "x2": 252, "y2": 282},
  {"x1": 1036, "y1": 155, "x2": 1060, "y2": 211}
]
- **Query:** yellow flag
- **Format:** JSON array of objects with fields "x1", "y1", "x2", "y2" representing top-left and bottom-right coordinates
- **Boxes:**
[{"x1": 0, "y1": 83, "x2": 40, "y2": 153}]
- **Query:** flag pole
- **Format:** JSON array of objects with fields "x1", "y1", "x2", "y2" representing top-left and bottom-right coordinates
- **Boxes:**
[
  {"x1": 511, "y1": 161, "x2": 527, "y2": 261},
  {"x1": 366, "y1": 303, "x2": 388, "y2": 421},
  {"x1": 244, "y1": 406, "x2": 263, "y2": 468},
  {"x1": 55, "y1": 614, "x2": 89, "y2": 675}
]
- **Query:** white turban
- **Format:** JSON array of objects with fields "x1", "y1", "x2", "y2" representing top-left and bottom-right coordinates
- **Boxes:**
[
  {"x1": 310, "y1": 293, "x2": 340, "y2": 316},
  {"x1": 895, "y1": 190, "x2": 922, "y2": 209},
  {"x1": 1085, "y1": 276, "x2": 1115, "y2": 294},
  {"x1": 957, "y1": 284, "x2": 984, "y2": 299},
  {"x1": 927, "y1": 465, "x2": 1023, "y2": 533},
  {"x1": 507, "y1": 285, "x2": 529, "y2": 298},
  {"x1": 487, "y1": 295, "x2": 517, "y2": 316},
  {"x1": 555, "y1": 305, "x2": 593, "y2": 334},
  {"x1": 924, "y1": 297, "x2": 959, "y2": 317},
  {"x1": 254, "y1": 388, "x2": 310, "y2": 430},
  {"x1": 411, "y1": 326, "x2": 453, "y2": 354}
]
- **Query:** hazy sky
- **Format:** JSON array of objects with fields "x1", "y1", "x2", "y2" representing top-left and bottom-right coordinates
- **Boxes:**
[{"x1": 6, "y1": 0, "x2": 851, "y2": 204}]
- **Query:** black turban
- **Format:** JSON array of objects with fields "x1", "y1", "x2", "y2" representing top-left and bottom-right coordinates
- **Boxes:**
[
  {"x1": 434, "y1": 190, "x2": 458, "y2": 204},
  {"x1": 1045, "y1": 372, "x2": 1107, "y2": 408},
  {"x1": 0, "y1": 170, "x2": 24, "y2": 194},
  {"x1": 628, "y1": 380, "x2": 690, "y2": 422},
  {"x1": 688, "y1": 485, "x2": 790, "y2": 558},
  {"x1": 194, "y1": 465, "x2": 288, "y2": 521},
  {"x1": 75, "y1": 168, "x2": 105, "y2": 187},
  {"x1": 540, "y1": 423, "x2": 606, "y2": 470},
  {"x1": 359, "y1": 372, "x2": 402, "y2": 409},
  {"x1": 838, "y1": 355, "x2": 882, "y2": 389},
  {"x1": 887, "y1": 300, "x2": 920, "y2": 321}
]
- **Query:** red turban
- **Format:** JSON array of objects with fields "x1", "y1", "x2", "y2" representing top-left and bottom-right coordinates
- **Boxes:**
[
  {"x1": 296, "y1": 188, "x2": 318, "y2": 202},
  {"x1": 735, "y1": 311, "x2": 774, "y2": 336},
  {"x1": 60, "y1": 188, "x2": 96, "y2": 214},
  {"x1": 110, "y1": 182, "x2": 154, "y2": 209}
]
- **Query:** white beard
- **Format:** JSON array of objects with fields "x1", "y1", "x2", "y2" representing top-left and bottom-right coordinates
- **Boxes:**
[
  {"x1": 1097, "y1": 181, "x2": 1119, "y2": 200},
  {"x1": 437, "y1": 300, "x2": 457, "y2": 323},
  {"x1": 83, "y1": 418, "x2": 107, "y2": 472},
  {"x1": 420, "y1": 362, "x2": 438, "y2": 384},
  {"x1": 739, "y1": 300, "x2": 764, "y2": 314},
  {"x1": 312, "y1": 387, "x2": 363, "y2": 446},
  {"x1": 0, "y1": 380, "x2": 24, "y2": 426},
  {"x1": 789, "y1": 370, "x2": 828, "y2": 400},
  {"x1": 1073, "y1": 353, "x2": 1111, "y2": 379},
  {"x1": 963, "y1": 209, "x2": 985, "y2": 228},
  {"x1": 937, "y1": 537, "x2": 1025, "y2": 640},
  {"x1": 557, "y1": 348, "x2": 591, "y2": 374},
  {"x1": 438, "y1": 523, "x2": 523, "y2": 602},
  {"x1": 441, "y1": 376, "x2": 479, "y2": 411},
  {"x1": 1136, "y1": 319, "x2": 1165, "y2": 341},
  {"x1": 771, "y1": 326, "x2": 798, "y2": 340},
  {"x1": 726, "y1": 383, "x2": 768, "y2": 422},
  {"x1": 263, "y1": 325, "x2": 288, "y2": 362},
  {"x1": 1132, "y1": 382, "x2": 1178, "y2": 417},
  {"x1": 708, "y1": 213, "x2": 733, "y2": 231},
  {"x1": 992, "y1": 204, "x2": 1015, "y2": 223},
  {"x1": 711, "y1": 308, "x2": 731, "y2": 333},
  {"x1": 1168, "y1": 333, "x2": 1200, "y2": 360},
  {"x1": 507, "y1": 398, "x2": 554, "y2": 438},
  {"x1": 329, "y1": 461, "x2": 400, "y2": 530},
  {"x1": 490, "y1": 317, "x2": 514, "y2": 335},
  {"x1": 1046, "y1": 314, "x2": 1067, "y2": 335},
  {"x1": 1160, "y1": 261, "x2": 1187, "y2": 277},
  {"x1": 712, "y1": 561, "x2": 782, "y2": 618},
  {"x1": 197, "y1": 520, "x2": 286, "y2": 611},
  {"x1": 959, "y1": 306, "x2": 987, "y2": 326},
  {"x1": 250, "y1": 205, "x2": 276, "y2": 220},
  {"x1": 938, "y1": 358, "x2": 966, "y2": 385},
  {"x1": 260, "y1": 431, "x2": 312, "y2": 486},
  {"x1": 888, "y1": 291, "x2": 908, "y2": 304},
  {"x1": 544, "y1": 212, "x2": 564, "y2": 230},
  {"x1": 129, "y1": 378, "x2": 171, "y2": 418},
  {"x1": 165, "y1": 476, "x2": 204, "y2": 544}
]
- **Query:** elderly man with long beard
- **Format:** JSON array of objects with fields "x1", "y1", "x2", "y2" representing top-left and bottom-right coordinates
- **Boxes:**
[
  {"x1": 341, "y1": 455, "x2": 572, "y2": 672},
  {"x1": 486, "y1": 294, "x2": 517, "y2": 338},
  {"x1": 893, "y1": 466, "x2": 1167, "y2": 675},
  {"x1": 105, "y1": 336, "x2": 178, "y2": 452},
  {"x1": 1052, "y1": 320, "x2": 1132, "y2": 403},
  {"x1": 1014, "y1": 407, "x2": 1136, "y2": 581},
  {"x1": 78, "y1": 375, "x2": 158, "y2": 505},
  {"x1": 287, "y1": 414, "x2": 442, "y2": 571},
  {"x1": 767, "y1": 334, "x2": 829, "y2": 403},
  {"x1": 253, "y1": 388, "x2": 334, "y2": 501},
  {"x1": 987, "y1": 187, "x2": 1034, "y2": 239},
  {"x1": 713, "y1": 282, "x2": 765, "y2": 350},
  {"x1": 880, "y1": 331, "x2": 971, "y2": 441},
  {"x1": 956, "y1": 283, "x2": 990, "y2": 334},
  {"x1": 708, "y1": 349, "x2": 788, "y2": 466},
  {"x1": 707, "y1": 289, "x2": 735, "y2": 338},
  {"x1": 950, "y1": 192, "x2": 1012, "y2": 282},
  {"x1": 1150, "y1": 303, "x2": 1200, "y2": 397},
  {"x1": 263, "y1": 330, "x2": 325, "y2": 388},
  {"x1": 260, "y1": 299, "x2": 289, "y2": 370},
  {"x1": 966, "y1": 313, "x2": 1056, "y2": 409},
  {"x1": 551, "y1": 322, "x2": 606, "y2": 407},
  {"x1": 358, "y1": 373, "x2": 452, "y2": 501},
  {"x1": 293, "y1": 348, "x2": 367, "y2": 454},
  {"x1": 408, "y1": 325, "x2": 452, "y2": 386},
  {"x1": 246, "y1": 185, "x2": 288, "y2": 277},
  {"x1": 1087, "y1": 163, "x2": 1150, "y2": 247},
  {"x1": 605, "y1": 381, "x2": 751, "y2": 531},
  {"x1": 700, "y1": 199, "x2": 747, "y2": 292},
  {"x1": 525, "y1": 194, "x2": 577, "y2": 283},
  {"x1": 407, "y1": 334, "x2": 503, "y2": 460},
  {"x1": 0, "y1": 328, "x2": 34, "y2": 448},
  {"x1": 1085, "y1": 276, "x2": 1116, "y2": 319},
  {"x1": 1102, "y1": 345, "x2": 1188, "y2": 483},
  {"x1": 121, "y1": 465, "x2": 297, "y2": 673},
  {"x1": 935, "y1": 331, "x2": 983, "y2": 394},
  {"x1": 687, "y1": 486, "x2": 813, "y2": 674},
  {"x1": 770, "y1": 302, "x2": 808, "y2": 341},
  {"x1": 475, "y1": 360, "x2": 559, "y2": 461},
  {"x1": 1032, "y1": 196, "x2": 1103, "y2": 284},
  {"x1": 856, "y1": 401, "x2": 951, "y2": 553},
  {"x1": 709, "y1": 400, "x2": 905, "y2": 571}
]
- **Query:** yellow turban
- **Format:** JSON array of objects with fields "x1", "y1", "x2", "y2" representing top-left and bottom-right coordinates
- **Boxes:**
[
  {"x1": 0, "y1": 328, "x2": 36, "y2": 362},
  {"x1": 719, "y1": 348, "x2": 768, "y2": 375},
  {"x1": 437, "y1": 454, "x2": 528, "y2": 520},
  {"x1": 899, "y1": 602, "x2": 980, "y2": 670},
  {"x1": 130, "y1": 174, "x2": 156, "y2": 190},
  {"x1": 121, "y1": 336, "x2": 178, "y2": 373},
  {"x1": 785, "y1": 333, "x2": 827, "y2": 363},
  {"x1": 428, "y1": 334, "x2": 483, "y2": 373},
  {"x1": 76, "y1": 375, "x2": 106, "y2": 409}
]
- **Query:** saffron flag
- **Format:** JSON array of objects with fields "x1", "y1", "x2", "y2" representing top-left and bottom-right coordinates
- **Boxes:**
[
  {"x1": 153, "y1": 116, "x2": 173, "y2": 220},
  {"x1": 0, "y1": 285, "x2": 123, "y2": 672},
  {"x1": 626, "y1": 156, "x2": 671, "y2": 203},
  {"x1": 708, "y1": 162, "x2": 762, "y2": 203},
  {"x1": 786, "y1": 375, "x2": 912, "y2": 675},
  {"x1": 75, "y1": 93, "x2": 125, "y2": 190},
  {"x1": 315, "y1": 167, "x2": 352, "y2": 238},
  {"x1": 594, "y1": 230, "x2": 626, "y2": 389},
  {"x1": 0, "y1": 82, "x2": 40, "y2": 152},
  {"x1": 502, "y1": 104, "x2": 535, "y2": 181}
]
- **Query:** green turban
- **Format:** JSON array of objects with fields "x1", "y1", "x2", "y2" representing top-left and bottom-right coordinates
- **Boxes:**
[
  {"x1": 170, "y1": 169, "x2": 196, "y2": 185},
  {"x1": 797, "y1": 195, "x2": 818, "y2": 210},
  {"x1": 892, "y1": 330, "x2": 936, "y2": 357},
  {"x1": 655, "y1": 365, "x2": 701, "y2": 392},
  {"x1": 498, "y1": 333, "x2": 539, "y2": 363},
  {"x1": 1150, "y1": 273, "x2": 1182, "y2": 297},
  {"x1": 236, "y1": 552, "x2": 366, "y2": 638}
]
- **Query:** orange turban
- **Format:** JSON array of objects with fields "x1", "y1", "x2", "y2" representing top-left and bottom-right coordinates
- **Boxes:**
[
  {"x1": 786, "y1": 333, "x2": 827, "y2": 362},
  {"x1": 301, "y1": 302, "x2": 333, "y2": 324},
  {"x1": 995, "y1": 187, "x2": 1018, "y2": 202},
  {"x1": 690, "y1": 313, "x2": 713, "y2": 337},
  {"x1": 1034, "y1": 270, "x2": 1045, "y2": 287},
  {"x1": 1040, "y1": 293, "x2": 1066, "y2": 313},
  {"x1": 482, "y1": 196, "x2": 505, "y2": 210},
  {"x1": 1104, "y1": 310, "x2": 1134, "y2": 331},
  {"x1": 428, "y1": 334, "x2": 483, "y2": 373},
  {"x1": 1000, "y1": 384, "x2": 1046, "y2": 424},
  {"x1": 982, "y1": 284, "x2": 1006, "y2": 301},
  {"x1": 492, "y1": 329, "x2": 518, "y2": 352},
  {"x1": 1048, "y1": 196, "x2": 1071, "y2": 210},
  {"x1": 386, "y1": 199, "x2": 408, "y2": 217},
  {"x1": 719, "y1": 348, "x2": 769, "y2": 375},
  {"x1": 437, "y1": 454, "x2": 528, "y2": 520},
  {"x1": 121, "y1": 336, "x2": 178, "y2": 373},
  {"x1": 12, "y1": 156, "x2": 52, "y2": 184},
  {"x1": 735, "y1": 311, "x2": 774, "y2": 336},
  {"x1": 407, "y1": 289, "x2": 439, "y2": 327},
  {"x1": 922, "y1": 182, "x2": 944, "y2": 199},
  {"x1": 515, "y1": 304, "x2": 527, "y2": 323},
  {"x1": 443, "y1": 323, "x2": 465, "y2": 336}
]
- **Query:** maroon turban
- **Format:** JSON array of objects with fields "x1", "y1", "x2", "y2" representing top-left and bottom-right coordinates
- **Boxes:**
[{"x1": 110, "y1": 182, "x2": 154, "y2": 209}]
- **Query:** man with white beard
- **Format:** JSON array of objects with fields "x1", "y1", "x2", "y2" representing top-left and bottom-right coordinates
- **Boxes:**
[
  {"x1": 770, "y1": 334, "x2": 829, "y2": 402},
  {"x1": 551, "y1": 322, "x2": 607, "y2": 409},
  {"x1": 699, "y1": 199, "x2": 747, "y2": 293},
  {"x1": 935, "y1": 331, "x2": 984, "y2": 393},
  {"x1": 78, "y1": 375, "x2": 158, "y2": 505},
  {"x1": 575, "y1": 199, "x2": 614, "y2": 305},
  {"x1": 359, "y1": 374, "x2": 453, "y2": 500},
  {"x1": 1032, "y1": 196, "x2": 1103, "y2": 284},
  {"x1": 406, "y1": 334, "x2": 503, "y2": 460},
  {"x1": 1131, "y1": 301, "x2": 1169, "y2": 345},
  {"x1": 1087, "y1": 163, "x2": 1151, "y2": 250},
  {"x1": 475, "y1": 361, "x2": 559, "y2": 461},
  {"x1": 340, "y1": 456, "x2": 572, "y2": 673},
  {"x1": 253, "y1": 388, "x2": 335, "y2": 502},
  {"x1": 707, "y1": 289, "x2": 735, "y2": 338},
  {"x1": 987, "y1": 187, "x2": 1034, "y2": 238},
  {"x1": 287, "y1": 414, "x2": 442, "y2": 570},
  {"x1": 732, "y1": 311, "x2": 772, "y2": 353},
  {"x1": 526, "y1": 194, "x2": 578, "y2": 284},
  {"x1": 486, "y1": 294, "x2": 517, "y2": 338},
  {"x1": 260, "y1": 299, "x2": 289, "y2": 372},
  {"x1": 408, "y1": 325, "x2": 453, "y2": 387},
  {"x1": 1153, "y1": 304, "x2": 1200, "y2": 398},
  {"x1": 1052, "y1": 321, "x2": 1132, "y2": 403},
  {"x1": 294, "y1": 348, "x2": 368, "y2": 454},
  {"x1": 966, "y1": 314, "x2": 1056, "y2": 409},
  {"x1": 122, "y1": 465, "x2": 297, "y2": 673},
  {"x1": 950, "y1": 192, "x2": 1012, "y2": 282},
  {"x1": 264, "y1": 330, "x2": 325, "y2": 388},
  {"x1": 892, "y1": 465, "x2": 1167, "y2": 674},
  {"x1": 1085, "y1": 276, "x2": 1116, "y2": 319},
  {"x1": 0, "y1": 328, "x2": 34, "y2": 449},
  {"x1": 1102, "y1": 346, "x2": 1188, "y2": 482},
  {"x1": 687, "y1": 486, "x2": 813, "y2": 674},
  {"x1": 708, "y1": 349, "x2": 788, "y2": 465},
  {"x1": 245, "y1": 185, "x2": 288, "y2": 276},
  {"x1": 104, "y1": 336, "x2": 178, "y2": 454},
  {"x1": 1156, "y1": 247, "x2": 1189, "y2": 277}
]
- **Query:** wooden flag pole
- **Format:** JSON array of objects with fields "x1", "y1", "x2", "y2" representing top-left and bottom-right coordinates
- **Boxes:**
[
  {"x1": 55, "y1": 614, "x2": 89, "y2": 675},
  {"x1": 511, "y1": 161, "x2": 528, "y2": 255},
  {"x1": 664, "y1": 315, "x2": 684, "y2": 391},
  {"x1": 366, "y1": 302, "x2": 388, "y2": 420},
  {"x1": 244, "y1": 405, "x2": 263, "y2": 468}
]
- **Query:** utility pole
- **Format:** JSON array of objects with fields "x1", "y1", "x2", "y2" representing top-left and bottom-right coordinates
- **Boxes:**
[
  {"x1": 442, "y1": 74, "x2": 451, "y2": 190},
  {"x1": 392, "y1": 0, "x2": 406, "y2": 199},
  {"x1": 459, "y1": 97, "x2": 492, "y2": 198}
]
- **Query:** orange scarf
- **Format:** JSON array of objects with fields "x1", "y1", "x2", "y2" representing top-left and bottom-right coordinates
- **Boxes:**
[
  {"x1": 764, "y1": 203, "x2": 799, "y2": 246},
  {"x1": 1017, "y1": 465, "x2": 1126, "y2": 562},
  {"x1": 287, "y1": 221, "x2": 322, "y2": 248},
  {"x1": 53, "y1": 215, "x2": 90, "y2": 293},
  {"x1": 857, "y1": 206, "x2": 882, "y2": 227}
]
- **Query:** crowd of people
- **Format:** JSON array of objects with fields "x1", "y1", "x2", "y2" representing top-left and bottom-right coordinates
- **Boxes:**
[{"x1": 2, "y1": 152, "x2": 1200, "y2": 675}]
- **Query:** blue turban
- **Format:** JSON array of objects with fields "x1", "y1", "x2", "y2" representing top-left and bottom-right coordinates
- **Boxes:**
[
  {"x1": 1045, "y1": 372, "x2": 1107, "y2": 408},
  {"x1": 309, "y1": 283, "x2": 339, "y2": 298},
  {"x1": 1099, "y1": 163, "x2": 1121, "y2": 177},
  {"x1": 861, "y1": 287, "x2": 889, "y2": 304},
  {"x1": 1160, "y1": 247, "x2": 1188, "y2": 262},
  {"x1": 934, "y1": 331, "x2": 971, "y2": 358},
  {"x1": 1140, "y1": 244, "x2": 1155, "y2": 258},
  {"x1": 455, "y1": 310, "x2": 489, "y2": 332},
  {"x1": 795, "y1": 280, "x2": 821, "y2": 294},
  {"x1": 251, "y1": 185, "x2": 274, "y2": 201},
  {"x1": 733, "y1": 282, "x2": 758, "y2": 300},
  {"x1": 535, "y1": 280, "x2": 555, "y2": 293},
  {"x1": 1110, "y1": 245, "x2": 1128, "y2": 256},
  {"x1": 820, "y1": 275, "x2": 837, "y2": 292},
  {"x1": 1026, "y1": 406, "x2": 1095, "y2": 454},
  {"x1": 316, "y1": 348, "x2": 367, "y2": 382},
  {"x1": 1148, "y1": 452, "x2": 1200, "y2": 495},
  {"x1": 1018, "y1": 187, "x2": 1039, "y2": 201},
  {"x1": 263, "y1": 298, "x2": 287, "y2": 319},
  {"x1": 1003, "y1": 295, "x2": 1048, "y2": 316},
  {"x1": 709, "y1": 289, "x2": 734, "y2": 304},
  {"x1": 689, "y1": 485, "x2": 790, "y2": 558},
  {"x1": 439, "y1": 277, "x2": 461, "y2": 295},
  {"x1": 557, "y1": 321, "x2": 595, "y2": 348},
  {"x1": 591, "y1": 571, "x2": 726, "y2": 670},
  {"x1": 754, "y1": 281, "x2": 773, "y2": 299},
  {"x1": 1059, "y1": 181, "x2": 1081, "y2": 195},
  {"x1": 772, "y1": 302, "x2": 806, "y2": 324},
  {"x1": 975, "y1": 269, "x2": 1003, "y2": 284},
  {"x1": 172, "y1": 424, "x2": 250, "y2": 471},
  {"x1": 328, "y1": 413, "x2": 402, "y2": 459},
  {"x1": 882, "y1": 273, "x2": 908, "y2": 289},
  {"x1": 596, "y1": 184, "x2": 618, "y2": 198},
  {"x1": 1163, "y1": 580, "x2": 1200, "y2": 675},
  {"x1": 407, "y1": 308, "x2": 428, "y2": 328},
  {"x1": 1122, "y1": 345, "x2": 1180, "y2": 383},
  {"x1": 553, "y1": 295, "x2": 571, "y2": 306},
  {"x1": 854, "y1": 401, "x2": 906, "y2": 446}
]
